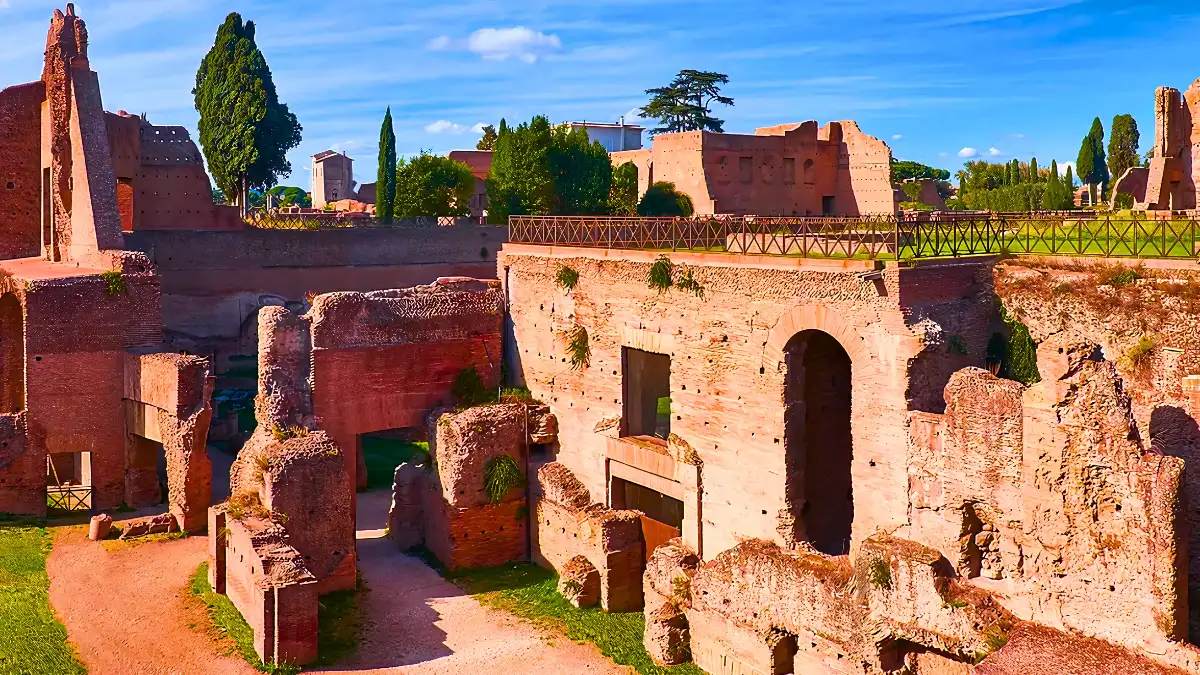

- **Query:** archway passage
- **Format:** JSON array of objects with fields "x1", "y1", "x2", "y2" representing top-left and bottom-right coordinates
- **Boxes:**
[
  {"x1": 784, "y1": 330, "x2": 853, "y2": 556},
  {"x1": 0, "y1": 293, "x2": 24, "y2": 413}
]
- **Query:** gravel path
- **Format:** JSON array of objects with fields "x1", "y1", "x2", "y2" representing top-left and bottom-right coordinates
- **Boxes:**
[
  {"x1": 45, "y1": 492, "x2": 629, "y2": 674},
  {"x1": 46, "y1": 526, "x2": 256, "y2": 675}
]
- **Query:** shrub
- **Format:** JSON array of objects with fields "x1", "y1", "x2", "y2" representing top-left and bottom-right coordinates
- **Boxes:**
[
  {"x1": 566, "y1": 326, "x2": 590, "y2": 370},
  {"x1": 948, "y1": 334, "x2": 969, "y2": 355},
  {"x1": 998, "y1": 301, "x2": 1041, "y2": 385},
  {"x1": 100, "y1": 270, "x2": 125, "y2": 296},
  {"x1": 868, "y1": 558, "x2": 892, "y2": 591},
  {"x1": 647, "y1": 255, "x2": 674, "y2": 292},
  {"x1": 270, "y1": 424, "x2": 309, "y2": 442},
  {"x1": 675, "y1": 267, "x2": 705, "y2": 299},
  {"x1": 484, "y1": 455, "x2": 523, "y2": 504},
  {"x1": 638, "y1": 181, "x2": 694, "y2": 217},
  {"x1": 452, "y1": 367, "x2": 494, "y2": 408},
  {"x1": 1094, "y1": 262, "x2": 1142, "y2": 287},
  {"x1": 555, "y1": 264, "x2": 580, "y2": 292}
]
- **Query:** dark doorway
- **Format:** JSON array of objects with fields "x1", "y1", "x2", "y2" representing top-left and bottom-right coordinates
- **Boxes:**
[
  {"x1": 622, "y1": 348, "x2": 671, "y2": 439},
  {"x1": 611, "y1": 475, "x2": 683, "y2": 562},
  {"x1": 784, "y1": 330, "x2": 853, "y2": 555},
  {"x1": 821, "y1": 195, "x2": 836, "y2": 216}
]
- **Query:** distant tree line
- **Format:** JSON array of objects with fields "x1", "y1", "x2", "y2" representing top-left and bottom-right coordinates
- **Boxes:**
[{"x1": 955, "y1": 158, "x2": 1076, "y2": 211}]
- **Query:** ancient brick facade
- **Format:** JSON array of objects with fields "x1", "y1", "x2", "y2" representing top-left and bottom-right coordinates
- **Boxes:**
[
  {"x1": 1112, "y1": 78, "x2": 1200, "y2": 211},
  {"x1": 611, "y1": 120, "x2": 897, "y2": 216}
]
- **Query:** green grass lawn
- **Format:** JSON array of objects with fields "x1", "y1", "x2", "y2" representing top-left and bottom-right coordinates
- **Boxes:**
[
  {"x1": 0, "y1": 517, "x2": 86, "y2": 675},
  {"x1": 361, "y1": 437, "x2": 429, "y2": 491},
  {"x1": 188, "y1": 563, "x2": 363, "y2": 673},
  {"x1": 426, "y1": 556, "x2": 704, "y2": 675}
]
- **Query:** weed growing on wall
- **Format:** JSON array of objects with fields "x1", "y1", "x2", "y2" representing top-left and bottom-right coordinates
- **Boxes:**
[
  {"x1": 1124, "y1": 335, "x2": 1158, "y2": 381},
  {"x1": 566, "y1": 325, "x2": 591, "y2": 369},
  {"x1": 1095, "y1": 262, "x2": 1143, "y2": 287},
  {"x1": 100, "y1": 270, "x2": 125, "y2": 296},
  {"x1": 484, "y1": 455, "x2": 523, "y2": 504},
  {"x1": 270, "y1": 424, "x2": 309, "y2": 442},
  {"x1": 948, "y1": 334, "x2": 969, "y2": 355},
  {"x1": 647, "y1": 255, "x2": 674, "y2": 293},
  {"x1": 675, "y1": 267, "x2": 705, "y2": 299},
  {"x1": 555, "y1": 264, "x2": 580, "y2": 292},
  {"x1": 453, "y1": 367, "x2": 494, "y2": 408},
  {"x1": 868, "y1": 558, "x2": 893, "y2": 591},
  {"x1": 998, "y1": 301, "x2": 1041, "y2": 385}
]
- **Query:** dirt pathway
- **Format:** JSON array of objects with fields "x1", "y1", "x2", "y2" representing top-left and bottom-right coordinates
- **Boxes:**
[
  {"x1": 319, "y1": 490, "x2": 629, "y2": 674},
  {"x1": 46, "y1": 526, "x2": 256, "y2": 675},
  {"x1": 45, "y1": 492, "x2": 628, "y2": 674}
]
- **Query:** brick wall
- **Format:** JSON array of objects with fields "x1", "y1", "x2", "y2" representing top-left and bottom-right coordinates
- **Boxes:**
[{"x1": 0, "y1": 81, "x2": 44, "y2": 261}]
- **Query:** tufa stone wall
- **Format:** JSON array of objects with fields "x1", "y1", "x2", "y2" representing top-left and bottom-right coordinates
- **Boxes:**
[{"x1": 1112, "y1": 79, "x2": 1200, "y2": 211}]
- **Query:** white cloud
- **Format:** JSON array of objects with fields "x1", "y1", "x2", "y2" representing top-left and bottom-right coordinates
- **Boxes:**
[
  {"x1": 0, "y1": 0, "x2": 10, "y2": 9},
  {"x1": 1057, "y1": 161, "x2": 1077, "y2": 179},
  {"x1": 958, "y1": 147, "x2": 978, "y2": 158},
  {"x1": 426, "y1": 35, "x2": 452, "y2": 51},
  {"x1": 426, "y1": 120, "x2": 488, "y2": 135},
  {"x1": 467, "y1": 27, "x2": 561, "y2": 63},
  {"x1": 988, "y1": 147, "x2": 1004, "y2": 157},
  {"x1": 892, "y1": 134, "x2": 904, "y2": 141},
  {"x1": 1010, "y1": 133, "x2": 1026, "y2": 139},
  {"x1": 330, "y1": 140, "x2": 361, "y2": 152}
]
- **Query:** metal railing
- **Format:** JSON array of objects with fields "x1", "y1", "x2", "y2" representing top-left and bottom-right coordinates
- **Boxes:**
[
  {"x1": 508, "y1": 213, "x2": 1200, "y2": 260},
  {"x1": 46, "y1": 485, "x2": 92, "y2": 512}
]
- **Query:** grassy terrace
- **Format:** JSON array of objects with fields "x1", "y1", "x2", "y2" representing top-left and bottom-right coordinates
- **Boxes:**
[
  {"x1": 0, "y1": 516, "x2": 86, "y2": 674},
  {"x1": 416, "y1": 553, "x2": 704, "y2": 675}
]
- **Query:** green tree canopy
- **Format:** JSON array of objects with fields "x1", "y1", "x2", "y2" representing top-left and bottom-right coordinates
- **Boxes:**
[
  {"x1": 394, "y1": 153, "x2": 475, "y2": 218},
  {"x1": 476, "y1": 124, "x2": 498, "y2": 151},
  {"x1": 640, "y1": 69, "x2": 734, "y2": 135},
  {"x1": 486, "y1": 116, "x2": 554, "y2": 220},
  {"x1": 609, "y1": 162, "x2": 639, "y2": 216},
  {"x1": 1077, "y1": 117, "x2": 1109, "y2": 201},
  {"x1": 1107, "y1": 114, "x2": 1140, "y2": 183},
  {"x1": 266, "y1": 185, "x2": 310, "y2": 208},
  {"x1": 638, "y1": 181, "x2": 694, "y2": 216},
  {"x1": 548, "y1": 125, "x2": 612, "y2": 215},
  {"x1": 891, "y1": 159, "x2": 950, "y2": 182},
  {"x1": 193, "y1": 13, "x2": 301, "y2": 210},
  {"x1": 377, "y1": 107, "x2": 397, "y2": 223}
]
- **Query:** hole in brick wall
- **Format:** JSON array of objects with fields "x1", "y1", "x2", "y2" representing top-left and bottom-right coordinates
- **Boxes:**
[{"x1": 5, "y1": 182, "x2": 13, "y2": 190}]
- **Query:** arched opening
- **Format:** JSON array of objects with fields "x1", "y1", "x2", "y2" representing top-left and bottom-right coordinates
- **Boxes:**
[
  {"x1": 0, "y1": 293, "x2": 25, "y2": 413},
  {"x1": 802, "y1": 158, "x2": 815, "y2": 185},
  {"x1": 784, "y1": 329, "x2": 853, "y2": 555}
]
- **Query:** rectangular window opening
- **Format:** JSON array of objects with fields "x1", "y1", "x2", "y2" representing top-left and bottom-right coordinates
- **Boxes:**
[{"x1": 622, "y1": 347, "x2": 671, "y2": 440}]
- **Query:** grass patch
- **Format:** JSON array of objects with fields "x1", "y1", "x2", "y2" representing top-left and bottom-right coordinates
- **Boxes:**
[
  {"x1": 431, "y1": 559, "x2": 705, "y2": 675},
  {"x1": 0, "y1": 517, "x2": 87, "y2": 674},
  {"x1": 362, "y1": 437, "x2": 430, "y2": 491},
  {"x1": 313, "y1": 575, "x2": 365, "y2": 667},
  {"x1": 100, "y1": 529, "x2": 189, "y2": 552}
]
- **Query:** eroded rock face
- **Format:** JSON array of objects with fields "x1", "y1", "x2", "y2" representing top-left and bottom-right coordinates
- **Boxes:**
[
  {"x1": 527, "y1": 405, "x2": 558, "y2": 445},
  {"x1": 538, "y1": 462, "x2": 592, "y2": 510},
  {"x1": 558, "y1": 555, "x2": 600, "y2": 608},
  {"x1": 644, "y1": 602, "x2": 690, "y2": 666},
  {"x1": 431, "y1": 404, "x2": 526, "y2": 509}
]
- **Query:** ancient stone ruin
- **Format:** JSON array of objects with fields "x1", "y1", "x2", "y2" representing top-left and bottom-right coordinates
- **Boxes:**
[{"x1": 1112, "y1": 78, "x2": 1200, "y2": 211}]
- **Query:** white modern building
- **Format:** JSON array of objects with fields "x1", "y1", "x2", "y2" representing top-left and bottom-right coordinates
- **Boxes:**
[{"x1": 566, "y1": 118, "x2": 644, "y2": 153}]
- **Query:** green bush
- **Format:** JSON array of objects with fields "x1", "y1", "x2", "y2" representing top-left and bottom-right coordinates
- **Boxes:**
[
  {"x1": 100, "y1": 270, "x2": 125, "y2": 296},
  {"x1": 638, "y1": 182, "x2": 694, "y2": 217},
  {"x1": 555, "y1": 264, "x2": 580, "y2": 292},
  {"x1": 647, "y1": 256, "x2": 674, "y2": 293},
  {"x1": 998, "y1": 302, "x2": 1041, "y2": 385}
]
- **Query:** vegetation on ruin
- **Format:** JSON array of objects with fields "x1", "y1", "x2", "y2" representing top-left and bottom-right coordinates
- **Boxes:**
[
  {"x1": 0, "y1": 516, "x2": 86, "y2": 674},
  {"x1": 1094, "y1": 261, "x2": 1142, "y2": 287},
  {"x1": 609, "y1": 161, "x2": 640, "y2": 216},
  {"x1": 973, "y1": 623, "x2": 1012, "y2": 664},
  {"x1": 997, "y1": 302, "x2": 1041, "y2": 386},
  {"x1": 555, "y1": 264, "x2": 580, "y2": 292},
  {"x1": 638, "y1": 182, "x2": 694, "y2": 217},
  {"x1": 422, "y1": 558, "x2": 705, "y2": 675},
  {"x1": 270, "y1": 424, "x2": 310, "y2": 442},
  {"x1": 100, "y1": 269, "x2": 125, "y2": 296},
  {"x1": 675, "y1": 267, "x2": 705, "y2": 299},
  {"x1": 376, "y1": 107, "x2": 398, "y2": 224},
  {"x1": 394, "y1": 152, "x2": 475, "y2": 218},
  {"x1": 193, "y1": 13, "x2": 302, "y2": 209},
  {"x1": 948, "y1": 334, "x2": 969, "y2": 356},
  {"x1": 566, "y1": 325, "x2": 591, "y2": 370},
  {"x1": 1124, "y1": 335, "x2": 1158, "y2": 381},
  {"x1": 453, "y1": 367, "x2": 495, "y2": 408},
  {"x1": 647, "y1": 255, "x2": 675, "y2": 292},
  {"x1": 486, "y1": 117, "x2": 612, "y2": 220},
  {"x1": 484, "y1": 455, "x2": 523, "y2": 504},
  {"x1": 227, "y1": 489, "x2": 271, "y2": 521},
  {"x1": 640, "y1": 69, "x2": 734, "y2": 135},
  {"x1": 868, "y1": 557, "x2": 893, "y2": 591}
]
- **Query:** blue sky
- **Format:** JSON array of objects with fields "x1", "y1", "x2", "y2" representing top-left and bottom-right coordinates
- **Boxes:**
[{"x1": 1, "y1": 0, "x2": 1198, "y2": 190}]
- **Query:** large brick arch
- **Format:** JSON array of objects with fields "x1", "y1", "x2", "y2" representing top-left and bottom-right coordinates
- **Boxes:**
[{"x1": 762, "y1": 303, "x2": 870, "y2": 371}]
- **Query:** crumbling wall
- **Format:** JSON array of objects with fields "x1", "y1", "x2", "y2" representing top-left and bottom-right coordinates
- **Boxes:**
[
  {"x1": 534, "y1": 462, "x2": 645, "y2": 611},
  {"x1": 388, "y1": 404, "x2": 529, "y2": 570},
  {"x1": 502, "y1": 247, "x2": 990, "y2": 560},
  {"x1": 122, "y1": 352, "x2": 213, "y2": 531},
  {"x1": 903, "y1": 347, "x2": 1187, "y2": 656},
  {"x1": 1124, "y1": 80, "x2": 1200, "y2": 211},
  {"x1": 0, "y1": 81, "x2": 45, "y2": 260}
]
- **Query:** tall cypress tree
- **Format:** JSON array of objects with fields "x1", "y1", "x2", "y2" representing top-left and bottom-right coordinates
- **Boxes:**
[
  {"x1": 194, "y1": 13, "x2": 302, "y2": 213},
  {"x1": 1107, "y1": 114, "x2": 1140, "y2": 184},
  {"x1": 1029, "y1": 157, "x2": 1038, "y2": 182},
  {"x1": 1012, "y1": 159, "x2": 1022, "y2": 185},
  {"x1": 377, "y1": 107, "x2": 397, "y2": 223}
]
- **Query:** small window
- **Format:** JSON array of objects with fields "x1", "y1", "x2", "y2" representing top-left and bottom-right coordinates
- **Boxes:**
[
  {"x1": 822, "y1": 196, "x2": 836, "y2": 216},
  {"x1": 803, "y1": 159, "x2": 816, "y2": 185},
  {"x1": 783, "y1": 158, "x2": 796, "y2": 185},
  {"x1": 739, "y1": 157, "x2": 753, "y2": 184}
]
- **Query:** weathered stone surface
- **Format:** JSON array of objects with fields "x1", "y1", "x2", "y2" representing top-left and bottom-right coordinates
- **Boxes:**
[
  {"x1": 527, "y1": 404, "x2": 558, "y2": 444},
  {"x1": 431, "y1": 404, "x2": 525, "y2": 509},
  {"x1": 644, "y1": 601, "x2": 690, "y2": 666},
  {"x1": 88, "y1": 513, "x2": 112, "y2": 541},
  {"x1": 118, "y1": 513, "x2": 177, "y2": 539},
  {"x1": 558, "y1": 555, "x2": 600, "y2": 608},
  {"x1": 538, "y1": 462, "x2": 592, "y2": 510},
  {"x1": 388, "y1": 462, "x2": 428, "y2": 550}
]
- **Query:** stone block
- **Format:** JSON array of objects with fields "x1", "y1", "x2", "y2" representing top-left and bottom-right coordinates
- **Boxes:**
[{"x1": 88, "y1": 513, "x2": 112, "y2": 541}]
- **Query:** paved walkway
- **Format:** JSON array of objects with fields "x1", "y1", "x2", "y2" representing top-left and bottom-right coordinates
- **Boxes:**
[{"x1": 46, "y1": 491, "x2": 628, "y2": 674}]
